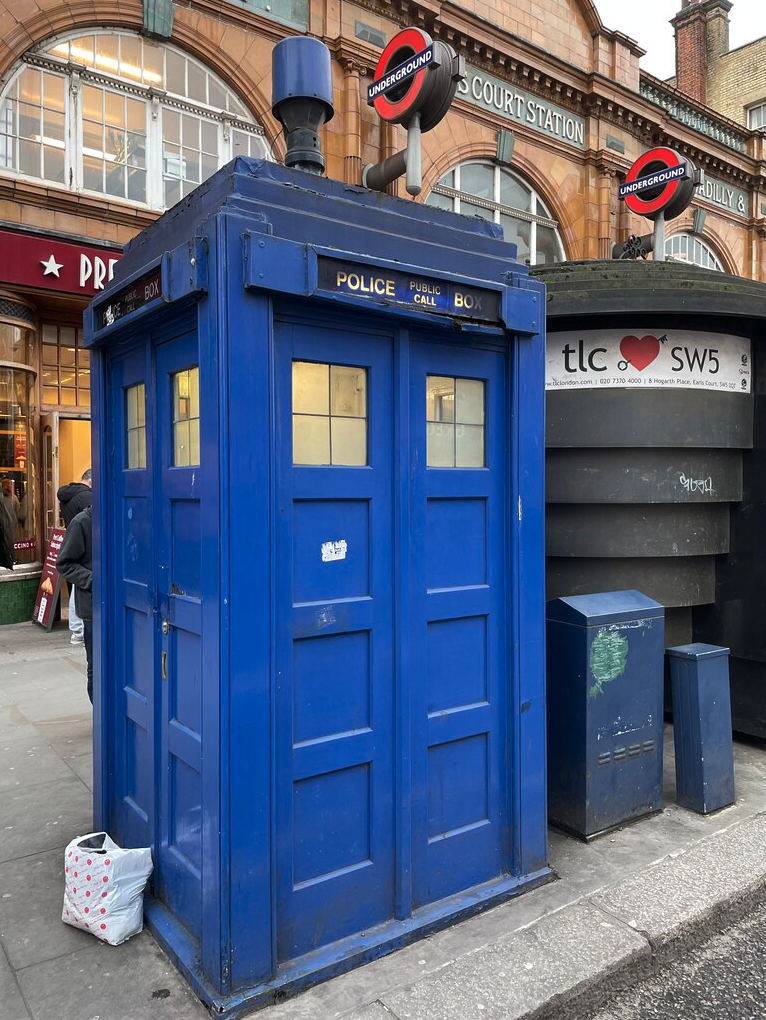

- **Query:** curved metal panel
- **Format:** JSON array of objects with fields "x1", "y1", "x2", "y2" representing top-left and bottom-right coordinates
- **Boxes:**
[
  {"x1": 546, "y1": 448, "x2": 743, "y2": 504},
  {"x1": 533, "y1": 260, "x2": 766, "y2": 328},
  {"x1": 546, "y1": 503, "x2": 730, "y2": 558},
  {"x1": 547, "y1": 390, "x2": 753, "y2": 448},
  {"x1": 546, "y1": 556, "x2": 715, "y2": 608}
]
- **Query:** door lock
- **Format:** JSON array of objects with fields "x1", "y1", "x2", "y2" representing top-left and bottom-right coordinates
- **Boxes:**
[{"x1": 162, "y1": 619, "x2": 170, "y2": 635}]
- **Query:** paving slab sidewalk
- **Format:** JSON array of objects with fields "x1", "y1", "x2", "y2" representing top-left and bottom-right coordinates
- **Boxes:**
[{"x1": 2, "y1": 621, "x2": 766, "y2": 1020}]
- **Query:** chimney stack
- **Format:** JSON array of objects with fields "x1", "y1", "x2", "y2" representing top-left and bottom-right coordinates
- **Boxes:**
[{"x1": 672, "y1": 0, "x2": 732, "y2": 105}]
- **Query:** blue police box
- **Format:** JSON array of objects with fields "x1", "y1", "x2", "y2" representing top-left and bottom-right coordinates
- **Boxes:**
[{"x1": 85, "y1": 159, "x2": 549, "y2": 1014}]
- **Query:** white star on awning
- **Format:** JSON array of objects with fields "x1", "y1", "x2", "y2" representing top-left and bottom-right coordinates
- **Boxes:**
[{"x1": 40, "y1": 254, "x2": 64, "y2": 277}]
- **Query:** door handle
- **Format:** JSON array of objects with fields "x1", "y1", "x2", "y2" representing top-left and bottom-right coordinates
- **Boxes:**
[{"x1": 161, "y1": 650, "x2": 168, "y2": 680}]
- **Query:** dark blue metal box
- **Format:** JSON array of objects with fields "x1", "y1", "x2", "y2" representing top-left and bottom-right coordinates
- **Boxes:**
[
  {"x1": 667, "y1": 643, "x2": 735, "y2": 814},
  {"x1": 84, "y1": 159, "x2": 550, "y2": 1015},
  {"x1": 546, "y1": 590, "x2": 665, "y2": 840}
]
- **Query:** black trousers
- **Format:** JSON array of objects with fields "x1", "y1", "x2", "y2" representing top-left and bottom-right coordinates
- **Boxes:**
[{"x1": 83, "y1": 620, "x2": 93, "y2": 705}]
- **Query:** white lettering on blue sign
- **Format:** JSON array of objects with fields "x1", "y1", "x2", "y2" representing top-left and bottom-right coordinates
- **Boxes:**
[
  {"x1": 367, "y1": 46, "x2": 434, "y2": 102},
  {"x1": 619, "y1": 165, "x2": 686, "y2": 199},
  {"x1": 457, "y1": 66, "x2": 585, "y2": 149}
]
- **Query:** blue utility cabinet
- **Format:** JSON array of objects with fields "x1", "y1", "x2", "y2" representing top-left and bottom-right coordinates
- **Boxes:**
[
  {"x1": 546, "y1": 590, "x2": 665, "y2": 840},
  {"x1": 667, "y1": 643, "x2": 735, "y2": 814},
  {"x1": 85, "y1": 159, "x2": 549, "y2": 1015}
]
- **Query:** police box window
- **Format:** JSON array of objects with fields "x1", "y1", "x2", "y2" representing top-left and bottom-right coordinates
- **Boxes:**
[
  {"x1": 426, "y1": 375, "x2": 485, "y2": 468},
  {"x1": 292, "y1": 362, "x2": 367, "y2": 467},
  {"x1": 126, "y1": 383, "x2": 146, "y2": 470},
  {"x1": 426, "y1": 160, "x2": 564, "y2": 266}
]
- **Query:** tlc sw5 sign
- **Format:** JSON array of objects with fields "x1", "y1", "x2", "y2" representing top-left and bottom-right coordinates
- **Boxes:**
[{"x1": 546, "y1": 331, "x2": 751, "y2": 393}]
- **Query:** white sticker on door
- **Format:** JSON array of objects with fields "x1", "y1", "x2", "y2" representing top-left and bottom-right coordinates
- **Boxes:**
[{"x1": 321, "y1": 539, "x2": 348, "y2": 562}]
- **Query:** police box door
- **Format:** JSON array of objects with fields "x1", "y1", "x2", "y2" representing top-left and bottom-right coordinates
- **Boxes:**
[
  {"x1": 107, "y1": 331, "x2": 204, "y2": 938},
  {"x1": 274, "y1": 316, "x2": 510, "y2": 958}
]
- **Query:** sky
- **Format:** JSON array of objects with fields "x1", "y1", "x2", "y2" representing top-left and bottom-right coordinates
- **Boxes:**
[{"x1": 592, "y1": 0, "x2": 765, "y2": 80}]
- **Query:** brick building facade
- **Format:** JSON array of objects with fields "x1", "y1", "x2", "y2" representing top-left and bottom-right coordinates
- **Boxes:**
[
  {"x1": 672, "y1": 0, "x2": 766, "y2": 129},
  {"x1": 0, "y1": 0, "x2": 764, "y2": 617}
]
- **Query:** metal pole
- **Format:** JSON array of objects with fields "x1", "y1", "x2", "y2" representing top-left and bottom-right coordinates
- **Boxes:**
[
  {"x1": 653, "y1": 211, "x2": 666, "y2": 263},
  {"x1": 405, "y1": 113, "x2": 422, "y2": 197}
]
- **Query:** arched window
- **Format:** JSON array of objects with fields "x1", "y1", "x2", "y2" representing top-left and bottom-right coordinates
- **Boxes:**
[
  {"x1": 426, "y1": 160, "x2": 565, "y2": 266},
  {"x1": 665, "y1": 233, "x2": 723, "y2": 271},
  {"x1": 0, "y1": 31, "x2": 272, "y2": 211}
]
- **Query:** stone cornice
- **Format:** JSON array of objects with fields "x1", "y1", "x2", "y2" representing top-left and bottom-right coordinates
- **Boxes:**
[{"x1": 0, "y1": 175, "x2": 158, "y2": 232}]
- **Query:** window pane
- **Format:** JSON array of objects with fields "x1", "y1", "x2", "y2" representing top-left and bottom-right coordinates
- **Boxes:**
[
  {"x1": 459, "y1": 163, "x2": 494, "y2": 200},
  {"x1": 293, "y1": 414, "x2": 330, "y2": 465},
  {"x1": 330, "y1": 365, "x2": 366, "y2": 417},
  {"x1": 61, "y1": 387, "x2": 76, "y2": 404},
  {"x1": 460, "y1": 200, "x2": 493, "y2": 222},
  {"x1": 438, "y1": 169, "x2": 455, "y2": 187},
  {"x1": 455, "y1": 378, "x2": 484, "y2": 425},
  {"x1": 128, "y1": 428, "x2": 139, "y2": 468},
  {"x1": 137, "y1": 383, "x2": 145, "y2": 426},
  {"x1": 60, "y1": 346, "x2": 76, "y2": 367},
  {"x1": 426, "y1": 191, "x2": 453, "y2": 211},
  {"x1": 456, "y1": 425, "x2": 484, "y2": 467},
  {"x1": 174, "y1": 420, "x2": 190, "y2": 466},
  {"x1": 500, "y1": 214, "x2": 531, "y2": 262},
  {"x1": 293, "y1": 361, "x2": 329, "y2": 415},
  {"x1": 189, "y1": 418, "x2": 200, "y2": 465},
  {"x1": 96, "y1": 34, "x2": 119, "y2": 76},
  {"x1": 187, "y1": 62, "x2": 206, "y2": 104},
  {"x1": 427, "y1": 423, "x2": 454, "y2": 467},
  {"x1": 331, "y1": 417, "x2": 366, "y2": 466},
  {"x1": 166, "y1": 50, "x2": 186, "y2": 95},
  {"x1": 499, "y1": 169, "x2": 532, "y2": 212},
  {"x1": 535, "y1": 225, "x2": 561, "y2": 266},
  {"x1": 119, "y1": 35, "x2": 142, "y2": 83},
  {"x1": 426, "y1": 376, "x2": 454, "y2": 423}
]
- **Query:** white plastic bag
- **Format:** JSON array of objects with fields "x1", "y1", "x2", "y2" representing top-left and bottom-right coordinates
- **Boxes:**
[{"x1": 62, "y1": 831, "x2": 153, "y2": 946}]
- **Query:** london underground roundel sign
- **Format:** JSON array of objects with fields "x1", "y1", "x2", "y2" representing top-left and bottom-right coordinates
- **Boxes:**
[
  {"x1": 619, "y1": 147, "x2": 697, "y2": 221},
  {"x1": 367, "y1": 28, "x2": 461, "y2": 131}
]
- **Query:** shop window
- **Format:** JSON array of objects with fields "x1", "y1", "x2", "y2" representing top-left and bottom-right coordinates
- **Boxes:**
[
  {"x1": 665, "y1": 233, "x2": 723, "y2": 272},
  {"x1": 747, "y1": 103, "x2": 766, "y2": 131},
  {"x1": 126, "y1": 383, "x2": 146, "y2": 469},
  {"x1": 172, "y1": 367, "x2": 199, "y2": 467},
  {"x1": 426, "y1": 375, "x2": 485, "y2": 468},
  {"x1": 41, "y1": 323, "x2": 90, "y2": 407},
  {"x1": 0, "y1": 31, "x2": 273, "y2": 211},
  {"x1": 0, "y1": 299, "x2": 37, "y2": 565},
  {"x1": 426, "y1": 161, "x2": 564, "y2": 266},
  {"x1": 292, "y1": 361, "x2": 367, "y2": 466}
]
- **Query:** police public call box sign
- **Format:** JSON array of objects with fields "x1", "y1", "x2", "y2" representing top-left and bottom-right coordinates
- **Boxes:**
[{"x1": 317, "y1": 258, "x2": 500, "y2": 321}]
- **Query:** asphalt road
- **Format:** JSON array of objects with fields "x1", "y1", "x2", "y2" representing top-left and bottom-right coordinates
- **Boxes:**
[{"x1": 587, "y1": 902, "x2": 766, "y2": 1020}]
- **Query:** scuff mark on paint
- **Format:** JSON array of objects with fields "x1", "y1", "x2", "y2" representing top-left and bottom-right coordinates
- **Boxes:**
[
  {"x1": 316, "y1": 606, "x2": 336, "y2": 629},
  {"x1": 589, "y1": 628, "x2": 629, "y2": 697}
]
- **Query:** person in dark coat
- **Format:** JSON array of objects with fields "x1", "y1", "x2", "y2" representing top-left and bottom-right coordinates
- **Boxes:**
[
  {"x1": 0, "y1": 507, "x2": 13, "y2": 570},
  {"x1": 57, "y1": 470, "x2": 92, "y2": 644},
  {"x1": 57, "y1": 469, "x2": 92, "y2": 527},
  {"x1": 56, "y1": 506, "x2": 93, "y2": 704}
]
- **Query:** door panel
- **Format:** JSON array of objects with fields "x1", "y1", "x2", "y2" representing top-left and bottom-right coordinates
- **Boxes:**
[
  {"x1": 275, "y1": 321, "x2": 395, "y2": 961},
  {"x1": 156, "y1": 335, "x2": 203, "y2": 935},
  {"x1": 409, "y1": 341, "x2": 509, "y2": 907},
  {"x1": 107, "y1": 349, "x2": 155, "y2": 851}
]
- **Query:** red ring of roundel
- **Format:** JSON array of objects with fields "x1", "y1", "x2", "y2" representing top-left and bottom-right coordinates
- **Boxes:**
[
  {"x1": 372, "y1": 27, "x2": 432, "y2": 122},
  {"x1": 624, "y1": 147, "x2": 684, "y2": 216}
]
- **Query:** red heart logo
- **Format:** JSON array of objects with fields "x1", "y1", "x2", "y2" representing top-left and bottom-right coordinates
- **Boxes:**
[{"x1": 620, "y1": 334, "x2": 660, "y2": 372}]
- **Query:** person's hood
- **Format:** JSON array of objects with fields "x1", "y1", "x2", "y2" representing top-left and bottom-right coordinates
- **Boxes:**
[{"x1": 57, "y1": 482, "x2": 90, "y2": 504}]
